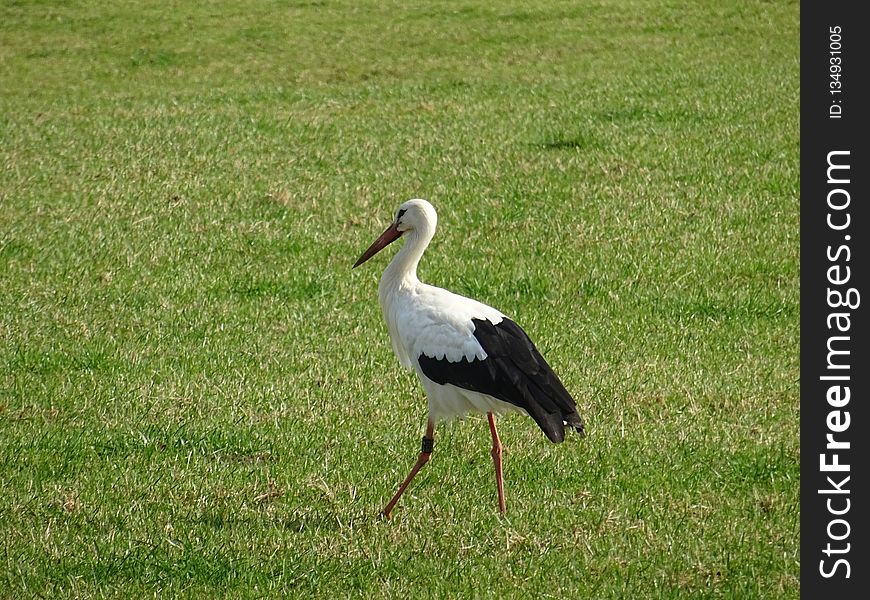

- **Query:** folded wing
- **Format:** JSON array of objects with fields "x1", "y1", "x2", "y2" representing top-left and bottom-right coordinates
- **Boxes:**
[{"x1": 418, "y1": 317, "x2": 585, "y2": 443}]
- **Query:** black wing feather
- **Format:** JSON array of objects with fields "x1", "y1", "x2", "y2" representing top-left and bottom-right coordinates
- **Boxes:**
[{"x1": 418, "y1": 318, "x2": 585, "y2": 443}]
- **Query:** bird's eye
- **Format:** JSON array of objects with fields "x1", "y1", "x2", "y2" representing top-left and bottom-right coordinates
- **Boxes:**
[{"x1": 396, "y1": 208, "x2": 407, "y2": 222}]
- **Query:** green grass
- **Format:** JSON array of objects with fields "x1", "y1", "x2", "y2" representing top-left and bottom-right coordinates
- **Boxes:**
[{"x1": 1, "y1": 0, "x2": 799, "y2": 597}]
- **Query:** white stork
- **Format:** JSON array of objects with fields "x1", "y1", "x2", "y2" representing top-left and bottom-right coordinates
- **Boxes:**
[{"x1": 353, "y1": 199, "x2": 584, "y2": 517}]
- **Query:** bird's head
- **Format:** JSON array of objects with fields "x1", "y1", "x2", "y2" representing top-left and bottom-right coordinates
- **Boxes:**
[{"x1": 353, "y1": 199, "x2": 437, "y2": 268}]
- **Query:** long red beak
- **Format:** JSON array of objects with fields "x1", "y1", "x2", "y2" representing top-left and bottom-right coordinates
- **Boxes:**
[{"x1": 353, "y1": 222, "x2": 403, "y2": 268}]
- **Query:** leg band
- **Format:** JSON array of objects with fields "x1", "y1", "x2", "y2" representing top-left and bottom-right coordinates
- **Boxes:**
[{"x1": 421, "y1": 436, "x2": 434, "y2": 454}]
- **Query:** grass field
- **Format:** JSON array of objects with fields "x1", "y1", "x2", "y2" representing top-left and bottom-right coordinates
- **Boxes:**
[{"x1": 1, "y1": 1, "x2": 799, "y2": 597}]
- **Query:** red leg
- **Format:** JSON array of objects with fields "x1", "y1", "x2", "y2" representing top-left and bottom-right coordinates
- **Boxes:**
[
  {"x1": 382, "y1": 420, "x2": 435, "y2": 519},
  {"x1": 487, "y1": 412, "x2": 506, "y2": 514}
]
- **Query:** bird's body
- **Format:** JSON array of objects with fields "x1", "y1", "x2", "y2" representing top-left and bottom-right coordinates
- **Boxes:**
[
  {"x1": 380, "y1": 278, "x2": 514, "y2": 422},
  {"x1": 354, "y1": 199, "x2": 584, "y2": 516}
]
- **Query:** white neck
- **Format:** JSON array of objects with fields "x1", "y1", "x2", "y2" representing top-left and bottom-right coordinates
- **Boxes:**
[{"x1": 378, "y1": 221, "x2": 435, "y2": 299}]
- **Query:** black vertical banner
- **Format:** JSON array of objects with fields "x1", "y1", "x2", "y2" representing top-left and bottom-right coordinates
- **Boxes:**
[{"x1": 801, "y1": 2, "x2": 868, "y2": 597}]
